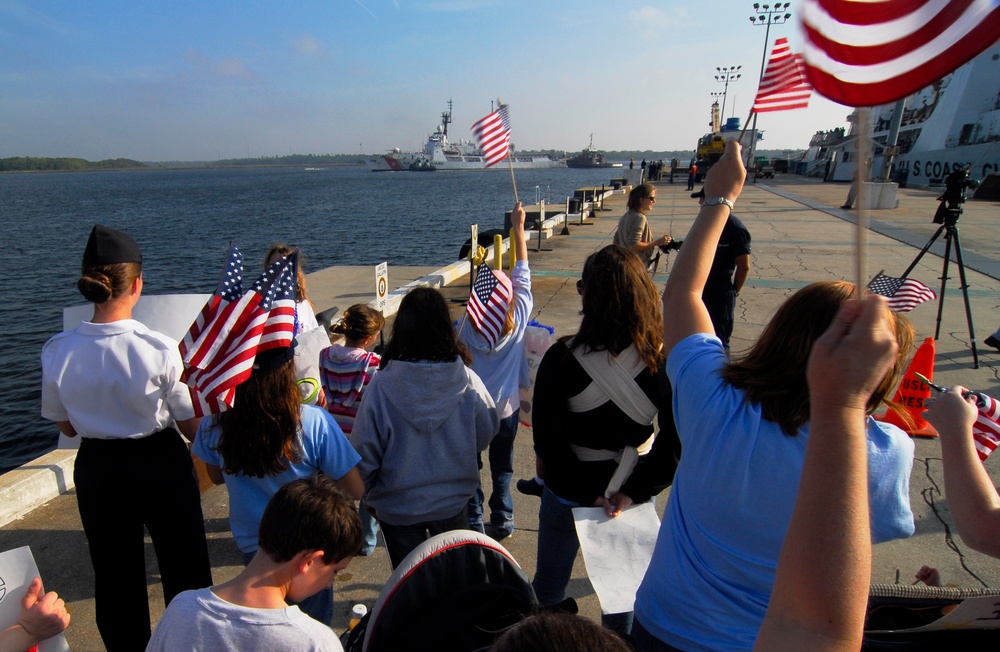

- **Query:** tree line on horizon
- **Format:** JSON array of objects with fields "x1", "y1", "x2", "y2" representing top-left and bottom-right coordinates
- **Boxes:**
[
  {"x1": 2, "y1": 148, "x2": 804, "y2": 172},
  {"x1": 0, "y1": 157, "x2": 147, "y2": 172}
]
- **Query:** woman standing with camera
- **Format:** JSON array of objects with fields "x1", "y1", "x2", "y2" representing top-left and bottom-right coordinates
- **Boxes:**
[{"x1": 613, "y1": 182, "x2": 673, "y2": 273}]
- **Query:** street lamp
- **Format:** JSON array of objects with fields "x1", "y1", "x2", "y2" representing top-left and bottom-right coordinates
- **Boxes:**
[
  {"x1": 748, "y1": 2, "x2": 793, "y2": 166},
  {"x1": 714, "y1": 66, "x2": 742, "y2": 120}
]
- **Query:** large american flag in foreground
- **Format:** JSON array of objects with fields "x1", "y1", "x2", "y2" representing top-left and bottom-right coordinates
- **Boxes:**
[
  {"x1": 973, "y1": 393, "x2": 1000, "y2": 460},
  {"x1": 801, "y1": 0, "x2": 1000, "y2": 106},
  {"x1": 471, "y1": 104, "x2": 512, "y2": 168},
  {"x1": 752, "y1": 37, "x2": 813, "y2": 113},
  {"x1": 467, "y1": 264, "x2": 512, "y2": 349},
  {"x1": 180, "y1": 244, "x2": 298, "y2": 415},
  {"x1": 867, "y1": 272, "x2": 936, "y2": 312}
]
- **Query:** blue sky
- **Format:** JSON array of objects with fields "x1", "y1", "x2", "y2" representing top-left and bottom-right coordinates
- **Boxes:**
[{"x1": 0, "y1": 0, "x2": 854, "y2": 161}]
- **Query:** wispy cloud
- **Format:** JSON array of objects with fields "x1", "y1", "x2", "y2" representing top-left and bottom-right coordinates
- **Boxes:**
[
  {"x1": 627, "y1": 5, "x2": 687, "y2": 38},
  {"x1": 354, "y1": 0, "x2": 377, "y2": 18},
  {"x1": 185, "y1": 49, "x2": 260, "y2": 81},
  {"x1": 0, "y1": 0, "x2": 75, "y2": 37},
  {"x1": 294, "y1": 35, "x2": 324, "y2": 58},
  {"x1": 425, "y1": 0, "x2": 495, "y2": 12}
]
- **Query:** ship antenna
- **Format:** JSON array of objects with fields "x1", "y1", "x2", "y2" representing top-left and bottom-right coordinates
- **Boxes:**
[{"x1": 442, "y1": 99, "x2": 453, "y2": 138}]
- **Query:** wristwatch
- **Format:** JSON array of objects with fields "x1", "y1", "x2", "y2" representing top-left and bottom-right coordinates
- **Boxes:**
[{"x1": 704, "y1": 196, "x2": 735, "y2": 211}]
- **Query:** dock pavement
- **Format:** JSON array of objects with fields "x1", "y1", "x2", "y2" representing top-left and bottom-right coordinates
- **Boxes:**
[{"x1": 2, "y1": 173, "x2": 1000, "y2": 649}]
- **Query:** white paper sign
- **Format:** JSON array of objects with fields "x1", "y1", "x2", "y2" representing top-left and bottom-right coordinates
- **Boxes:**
[
  {"x1": 0, "y1": 546, "x2": 70, "y2": 651},
  {"x1": 572, "y1": 503, "x2": 660, "y2": 615},
  {"x1": 62, "y1": 294, "x2": 212, "y2": 342}
]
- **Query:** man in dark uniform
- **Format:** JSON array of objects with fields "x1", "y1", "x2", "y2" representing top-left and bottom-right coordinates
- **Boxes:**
[{"x1": 691, "y1": 188, "x2": 751, "y2": 352}]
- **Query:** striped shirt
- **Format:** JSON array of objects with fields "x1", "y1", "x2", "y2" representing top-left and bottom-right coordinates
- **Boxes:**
[{"x1": 319, "y1": 343, "x2": 380, "y2": 435}]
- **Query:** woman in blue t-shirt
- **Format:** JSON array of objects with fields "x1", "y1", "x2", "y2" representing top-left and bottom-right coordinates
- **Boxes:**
[
  {"x1": 193, "y1": 344, "x2": 364, "y2": 626},
  {"x1": 633, "y1": 140, "x2": 917, "y2": 652}
]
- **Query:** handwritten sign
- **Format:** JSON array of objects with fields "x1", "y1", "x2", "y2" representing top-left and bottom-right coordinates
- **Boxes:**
[
  {"x1": 0, "y1": 546, "x2": 70, "y2": 652},
  {"x1": 572, "y1": 503, "x2": 660, "y2": 614}
]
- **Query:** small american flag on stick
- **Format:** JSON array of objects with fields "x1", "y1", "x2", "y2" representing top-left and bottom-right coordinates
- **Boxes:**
[
  {"x1": 973, "y1": 393, "x2": 1000, "y2": 461},
  {"x1": 867, "y1": 272, "x2": 936, "y2": 312},
  {"x1": 801, "y1": 0, "x2": 1000, "y2": 106},
  {"x1": 471, "y1": 103, "x2": 512, "y2": 168},
  {"x1": 752, "y1": 37, "x2": 812, "y2": 113},
  {"x1": 180, "y1": 245, "x2": 298, "y2": 415},
  {"x1": 467, "y1": 264, "x2": 512, "y2": 349}
]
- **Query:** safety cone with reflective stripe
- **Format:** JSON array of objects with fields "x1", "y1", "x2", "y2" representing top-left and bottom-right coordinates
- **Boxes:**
[{"x1": 876, "y1": 337, "x2": 939, "y2": 437}]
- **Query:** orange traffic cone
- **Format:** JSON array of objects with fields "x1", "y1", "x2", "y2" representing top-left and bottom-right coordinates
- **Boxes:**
[{"x1": 877, "y1": 337, "x2": 939, "y2": 437}]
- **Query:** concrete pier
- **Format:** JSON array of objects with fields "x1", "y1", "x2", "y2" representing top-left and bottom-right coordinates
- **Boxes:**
[{"x1": 3, "y1": 174, "x2": 1000, "y2": 649}]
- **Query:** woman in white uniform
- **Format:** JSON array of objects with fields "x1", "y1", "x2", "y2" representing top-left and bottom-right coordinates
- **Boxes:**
[{"x1": 40, "y1": 225, "x2": 212, "y2": 651}]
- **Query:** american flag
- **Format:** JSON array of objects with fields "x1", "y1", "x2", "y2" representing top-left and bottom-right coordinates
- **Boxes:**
[
  {"x1": 973, "y1": 393, "x2": 1000, "y2": 461},
  {"x1": 801, "y1": 0, "x2": 1000, "y2": 106},
  {"x1": 867, "y1": 273, "x2": 936, "y2": 312},
  {"x1": 180, "y1": 245, "x2": 298, "y2": 415},
  {"x1": 752, "y1": 37, "x2": 813, "y2": 113},
  {"x1": 471, "y1": 103, "x2": 511, "y2": 168},
  {"x1": 467, "y1": 264, "x2": 512, "y2": 349}
]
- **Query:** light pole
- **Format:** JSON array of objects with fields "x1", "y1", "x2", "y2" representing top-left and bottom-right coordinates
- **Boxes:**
[
  {"x1": 748, "y1": 2, "x2": 792, "y2": 168},
  {"x1": 714, "y1": 66, "x2": 742, "y2": 120}
]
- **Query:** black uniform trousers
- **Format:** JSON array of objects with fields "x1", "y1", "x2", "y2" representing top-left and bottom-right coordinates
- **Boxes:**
[
  {"x1": 703, "y1": 285, "x2": 737, "y2": 350},
  {"x1": 74, "y1": 428, "x2": 212, "y2": 651}
]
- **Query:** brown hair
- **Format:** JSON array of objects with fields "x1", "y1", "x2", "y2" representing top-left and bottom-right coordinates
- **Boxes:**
[
  {"x1": 627, "y1": 182, "x2": 656, "y2": 211},
  {"x1": 490, "y1": 612, "x2": 630, "y2": 652},
  {"x1": 77, "y1": 262, "x2": 142, "y2": 304},
  {"x1": 258, "y1": 474, "x2": 362, "y2": 564},
  {"x1": 569, "y1": 245, "x2": 664, "y2": 372},
  {"x1": 381, "y1": 287, "x2": 470, "y2": 367},
  {"x1": 215, "y1": 358, "x2": 303, "y2": 477},
  {"x1": 331, "y1": 304, "x2": 385, "y2": 343},
  {"x1": 266, "y1": 243, "x2": 307, "y2": 303},
  {"x1": 722, "y1": 280, "x2": 915, "y2": 435}
]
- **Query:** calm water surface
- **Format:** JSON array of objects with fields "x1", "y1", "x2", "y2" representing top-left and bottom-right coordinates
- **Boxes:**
[{"x1": 0, "y1": 165, "x2": 616, "y2": 472}]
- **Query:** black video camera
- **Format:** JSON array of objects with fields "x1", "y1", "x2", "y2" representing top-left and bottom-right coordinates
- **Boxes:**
[
  {"x1": 933, "y1": 166, "x2": 979, "y2": 224},
  {"x1": 658, "y1": 239, "x2": 683, "y2": 253}
]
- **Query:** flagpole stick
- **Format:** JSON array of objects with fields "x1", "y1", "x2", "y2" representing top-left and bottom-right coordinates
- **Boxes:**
[
  {"x1": 855, "y1": 107, "x2": 872, "y2": 298},
  {"x1": 736, "y1": 107, "x2": 755, "y2": 166},
  {"x1": 506, "y1": 153, "x2": 519, "y2": 204}
]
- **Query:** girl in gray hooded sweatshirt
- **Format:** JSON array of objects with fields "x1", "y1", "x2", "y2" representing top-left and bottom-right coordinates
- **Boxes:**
[{"x1": 349, "y1": 287, "x2": 499, "y2": 568}]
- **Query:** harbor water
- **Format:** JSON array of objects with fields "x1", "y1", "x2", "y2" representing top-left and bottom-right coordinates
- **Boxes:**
[{"x1": 0, "y1": 164, "x2": 618, "y2": 473}]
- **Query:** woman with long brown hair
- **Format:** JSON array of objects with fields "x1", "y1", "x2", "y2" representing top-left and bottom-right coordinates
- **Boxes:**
[
  {"x1": 350, "y1": 287, "x2": 499, "y2": 568},
  {"x1": 632, "y1": 140, "x2": 916, "y2": 652},
  {"x1": 530, "y1": 244, "x2": 680, "y2": 637},
  {"x1": 193, "y1": 341, "x2": 364, "y2": 626},
  {"x1": 41, "y1": 225, "x2": 212, "y2": 651}
]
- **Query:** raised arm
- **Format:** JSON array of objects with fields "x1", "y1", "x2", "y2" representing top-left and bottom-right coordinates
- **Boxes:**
[
  {"x1": 925, "y1": 388, "x2": 1000, "y2": 558},
  {"x1": 511, "y1": 201, "x2": 528, "y2": 263},
  {"x1": 756, "y1": 295, "x2": 898, "y2": 652},
  {"x1": 662, "y1": 139, "x2": 746, "y2": 354}
]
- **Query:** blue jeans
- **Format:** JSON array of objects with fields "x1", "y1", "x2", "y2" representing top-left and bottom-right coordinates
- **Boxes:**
[
  {"x1": 359, "y1": 496, "x2": 379, "y2": 555},
  {"x1": 242, "y1": 550, "x2": 332, "y2": 626},
  {"x1": 468, "y1": 411, "x2": 518, "y2": 535},
  {"x1": 379, "y1": 506, "x2": 469, "y2": 569},
  {"x1": 531, "y1": 487, "x2": 633, "y2": 637}
]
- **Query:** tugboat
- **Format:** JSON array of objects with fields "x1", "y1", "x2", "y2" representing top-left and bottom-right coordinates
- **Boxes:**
[{"x1": 566, "y1": 134, "x2": 618, "y2": 168}]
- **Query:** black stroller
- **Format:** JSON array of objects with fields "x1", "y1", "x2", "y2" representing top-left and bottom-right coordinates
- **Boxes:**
[
  {"x1": 342, "y1": 530, "x2": 538, "y2": 652},
  {"x1": 863, "y1": 582, "x2": 1000, "y2": 650}
]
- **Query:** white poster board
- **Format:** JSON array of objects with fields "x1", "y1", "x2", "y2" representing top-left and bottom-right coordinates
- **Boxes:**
[
  {"x1": 0, "y1": 546, "x2": 70, "y2": 651},
  {"x1": 572, "y1": 503, "x2": 660, "y2": 615}
]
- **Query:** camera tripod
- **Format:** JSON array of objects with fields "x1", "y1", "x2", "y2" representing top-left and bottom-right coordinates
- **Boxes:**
[{"x1": 899, "y1": 204, "x2": 979, "y2": 369}]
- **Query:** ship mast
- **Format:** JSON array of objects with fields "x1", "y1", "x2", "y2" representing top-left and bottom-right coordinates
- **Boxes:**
[{"x1": 442, "y1": 99, "x2": 453, "y2": 138}]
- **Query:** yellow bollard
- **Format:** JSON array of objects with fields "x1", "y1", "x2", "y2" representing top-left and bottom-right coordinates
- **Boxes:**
[
  {"x1": 494, "y1": 234, "x2": 503, "y2": 270},
  {"x1": 509, "y1": 228, "x2": 516, "y2": 268}
]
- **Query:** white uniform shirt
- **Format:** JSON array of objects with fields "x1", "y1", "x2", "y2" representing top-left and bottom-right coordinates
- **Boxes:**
[{"x1": 41, "y1": 319, "x2": 195, "y2": 439}]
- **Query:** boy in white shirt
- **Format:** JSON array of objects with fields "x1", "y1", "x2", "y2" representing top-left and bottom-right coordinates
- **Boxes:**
[{"x1": 147, "y1": 475, "x2": 361, "y2": 652}]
